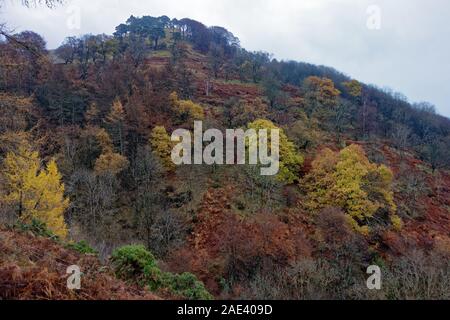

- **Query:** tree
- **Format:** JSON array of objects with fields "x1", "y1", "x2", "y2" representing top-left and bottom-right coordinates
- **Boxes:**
[
  {"x1": 35, "y1": 66, "x2": 89, "y2": 126},
  {"x1": 150, "y1": 126, "x2": 175, "y2": 172},
  {"x1": 68, "y1": 168, "x2": 116, "y2": 235},
  {"x1": 332, "y1": 98, "x2": 355, "y2": 144},
  {"x1": 0, "y1": 94, "x2": 34, "y2": 134},
  {"x1": 115, "y1": 15, "x2": 167, "y2": 50},
  {"x1": 178, "y1": 18, "x2": 211, "y2": 53},
  {"x1": 343, "y1": 80, "x2": 362, "y2": 98},
  {"x1": 0, "y1": 30, "x2": 49, "y2": 94},
  {"x1": 2, "y1": 143, "x2": 69, "y2": 238},
  {"x1": 247, "y1": 119, "x2": 304, "y2": 184},
  {"x1": 94, "y1": 152, "x2": 129, "y2": 176},
  {"x1": 286, "y1": 111, "x2": 323, "y2": 151},
  {"x1": 84, "y1": 102, "x2": 100, "y2": 125},
  {"x1": 93, "y1": 128, "x2": 129, "y2": 176},
  {"x1": 239, "y1": 60, "x2": 253, "y2": 82},
  {"x1": 208, "y1": 43, "x2": 224, "y2": 79},
  {"x1": 105, "y1": 99, "x2": 126, "y2": 155},
  {"x1": 391, "y1": 124, "x2": 411, "y2": 150},
  {"x1": 421, "y1": 135, "x2": 449, "y2": 173},
  {"x1": 170, "y1": 91, "x2": 204, "y2": 125},
  {"x1": 131, "y1": 147, "x2": 184, "y2": 256},
  {"x1": 55, "y1": 36, "x2": 78, "y2": 64},
  {"x1": 303, "y1": 76, "x2": 341, "y2": 119},
  {"x1": 303, "y1": 144, "x2": 398, "y2": 235},
  {"x1": 261, "y1": 71, "x2": 283, "y2": 108},
  {"x1": 15, "y1": 0, "x2": 64, "y2": 8},
  {"x1": 225, "y1": 98, "x2": 268, "y2": 128}
]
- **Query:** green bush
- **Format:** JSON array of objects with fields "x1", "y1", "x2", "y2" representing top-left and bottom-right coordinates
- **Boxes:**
[
  {"x1": 111, "y1": 245, "x2": 157, "y2": 283},
  {"x1": 143, "y1": 264, "x2": 164, "y2": 291},
  {"x1": 111, "y1": 245, "x2": 212, "y2": 300},
  {"x1": 16, "y1": 219, "x2": 59, "y2": 241},
  {"x1": 165, "y1": 272, "x2": 213, "y2": 300},
  {"x1": 66, "y1": 240, "x2": 98, "y2": 255}
]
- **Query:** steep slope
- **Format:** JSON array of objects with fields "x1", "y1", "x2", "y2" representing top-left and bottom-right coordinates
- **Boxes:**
[{"x1": 0, "y1": 226, "x2": 159, "y2": 300}]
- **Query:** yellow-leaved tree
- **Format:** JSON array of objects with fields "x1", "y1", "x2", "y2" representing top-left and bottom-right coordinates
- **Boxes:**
[
  {"x1": 303, "y1": 144, "x2": 399, "y2": 235},
  {"x1": 2, "y1": 144, "x2": 69, "y2": 238},
  {"x1": 170, "y1": 92, "x2": 204, "y2": 124},
  {"x1": 303, "y1": 77, "x2": 341, "y2": 108},
  {"x1": 343, "y1": 80, "x2": 363, "y2": 98},
  {"x1": 247, "y1": 119, "x2": 304, "y2": 184},
  {"x1": 150, "y1": 126, "x2": 176, "y2": 172}
]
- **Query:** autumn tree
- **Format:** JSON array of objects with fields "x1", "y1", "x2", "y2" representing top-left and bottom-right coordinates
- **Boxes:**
[
  {"x1": 286, "y1": 111, "x2": 324, "y2": 151},
  {"x1": 332, "y1": 99, "x2": 356, "y2": 144},
  {"x1": 94, "y1": 152, "x2": 129, "y2": 176},
  {"x1": 303, "y1": 76, "x2": 341, "y2": 119},
  {"x1": 343, "y1": 80, "x2": 363, "y2": 99},
  {"x1": 241, "y1": 165, "x2": 282, "y2": 213},
  {"x1": 84, "y1": 102, "x2": 100, "y2": 126},
  {"x1": 0, "y1": 94, "x2": 34, "y2": 134},
  {"x1": 150, "y1": 126, "x2": 175, "y2": 172},
  {"x1": 130, "y1": 146, "x2": 184, "y2": 255},
  {"x1": 93, "y1": 128, "x2": 129, "y2": 176},
  {"x1": 303, "y1": 144, "x2": 399, "y2": 235},
  {"x1": 169, "y1": 92, "x2": 204, "y2": 125},
  {"x1": 34, "y1": 66, "x2": 89, "y2": 126},
  {"x1": 236, "y1": 60, "x2": 250, "y2": 82},
  {"x1": 208, "y1": 43, "x2": 224, "y2": 79},
  {"x1": 0, "y1": 30, "x2": 49, "y2": 94},
  {"x1": 247, "y1": 119, "x2": 304, "y2": 184},
  {"x1": 223, "y1": 98, "x2": 268, "y2": 128},
  {"x1": 105, "y1": 99, "x2": 126, "y2": 155},
  {"x1": 262, "y1": 73, "x2": 284, "y2": 108},
  {"x1": 1, "y1": 142, "x2": 69, "y2": 238}
]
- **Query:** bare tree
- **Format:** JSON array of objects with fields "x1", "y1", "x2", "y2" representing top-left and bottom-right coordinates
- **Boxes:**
[
  {"x1": 391, "y1": 124, "x2": 411, "y2": 151},
  {"x1": 1, "y1": 0, "x2": 64, "y2": 55},
  {"x1": 0, "y1": 0, "x2": 64, "y2": 8}
]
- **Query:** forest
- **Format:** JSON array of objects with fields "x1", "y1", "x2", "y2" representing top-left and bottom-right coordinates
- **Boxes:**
[{"x1": 0, "y1": 6, "x2": 449, "y2": 300}]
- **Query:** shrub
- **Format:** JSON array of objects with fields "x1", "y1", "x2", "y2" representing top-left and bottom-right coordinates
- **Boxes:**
[
  {"x1": 16, "y1": 219, "x2": 59, "y2": 241},
  {"x1": 111, "y1": 245, "x2": 212, "y2": 299},
  {"x1": 143, "y1": 264, "x2": 164, "y2": 291},
  {"x1": 111, "y1": 245, "x2": 157, "y2": 283},
  {"x1": 163, "y1": 272, "x2": 213, "y2": 300},
  {"x1": 66, "y1": 240, "x2": 98, "y2": 255}
]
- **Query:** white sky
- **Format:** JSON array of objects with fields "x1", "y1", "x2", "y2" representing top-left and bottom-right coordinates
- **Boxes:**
[{"x1": 1, "y1": 0, "x2": 449, "y2": 117}]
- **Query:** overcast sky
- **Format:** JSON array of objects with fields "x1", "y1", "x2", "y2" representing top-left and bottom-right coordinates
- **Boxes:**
[{"x1": 1, "y1": 0, "x2": 449, "y2": 117}]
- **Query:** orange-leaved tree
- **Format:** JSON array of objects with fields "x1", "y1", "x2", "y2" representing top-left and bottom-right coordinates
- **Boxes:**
[{"x1": 94, "y1": 128, "x2": 129, "y2": 176}]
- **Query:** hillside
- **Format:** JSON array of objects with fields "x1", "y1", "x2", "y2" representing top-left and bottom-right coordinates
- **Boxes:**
[
  {"x1": 0, "y1": 225, "x2": 159, "y2": 300},
  {"x1": 0, "y1": 14, "x2": 449, "y2": 300}
]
